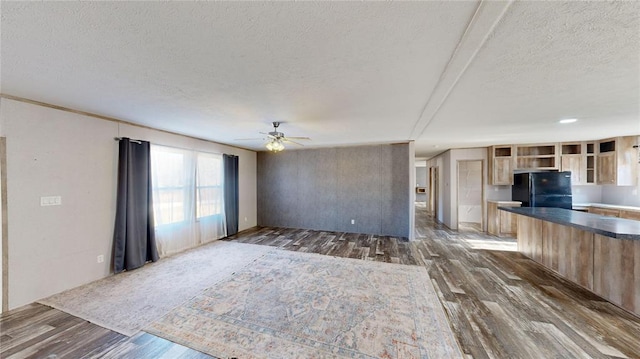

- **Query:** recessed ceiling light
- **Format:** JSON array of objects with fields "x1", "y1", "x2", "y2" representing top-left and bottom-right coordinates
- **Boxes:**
[{"x1": 559, "y1": 118, "x2": 578, "y2": 124}]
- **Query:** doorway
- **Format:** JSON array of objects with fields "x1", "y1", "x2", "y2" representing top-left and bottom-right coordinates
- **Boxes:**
[
  {"x1": 429, "y1": 166, "x2": 439, "y2": 220},
  {"x1": 457, "y1": 160, "x2": 483, "y2": 232}
]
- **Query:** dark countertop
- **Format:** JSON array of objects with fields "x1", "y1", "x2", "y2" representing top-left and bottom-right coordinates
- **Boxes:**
[{"x1": 498, "y1": 206, "x2": 640, "y2": 240}]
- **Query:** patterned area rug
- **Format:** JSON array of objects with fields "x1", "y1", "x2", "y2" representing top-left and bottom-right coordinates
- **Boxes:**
[
  {"x1": 39, "y1": 241, "x2": 273, "y2": 336},
  {"x1": 146, "y1": 249, "x2": 462, "y2": 358}
]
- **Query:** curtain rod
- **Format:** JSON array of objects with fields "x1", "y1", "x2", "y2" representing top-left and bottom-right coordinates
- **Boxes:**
[
  {"x1": 114, "y1": 137, "x2": 143, "y2": 144},
  {"x1": 153, "y1": 142, "x2": 225, "y2": 156},
  {"x1": 115, "y1": 137, "x2": 226, "y2": 156}
]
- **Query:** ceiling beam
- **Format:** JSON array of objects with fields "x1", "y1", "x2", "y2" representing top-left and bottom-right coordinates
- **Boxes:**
[{"x1": 409, "y1": 0, "x2": 514, "y2": 140}]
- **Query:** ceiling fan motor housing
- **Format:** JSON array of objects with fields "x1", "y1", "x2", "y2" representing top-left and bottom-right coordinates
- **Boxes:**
[{"x1": 269, "y1": 131, "x2": 285, "y2": 138}]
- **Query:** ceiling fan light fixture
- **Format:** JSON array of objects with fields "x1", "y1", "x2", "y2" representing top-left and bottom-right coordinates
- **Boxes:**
[{"x1": 266, "y1": 139, "x2": 285, "y2": 152}]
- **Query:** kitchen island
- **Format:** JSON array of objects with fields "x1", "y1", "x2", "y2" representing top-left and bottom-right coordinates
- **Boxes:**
[{"x1": 499, "y1": 206, "x2": 640, "y2": 317}]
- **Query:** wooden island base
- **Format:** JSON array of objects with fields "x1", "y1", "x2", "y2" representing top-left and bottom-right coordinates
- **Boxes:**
[{"x1": 516, "y1": 214, "x2": 640, "y2": 317}]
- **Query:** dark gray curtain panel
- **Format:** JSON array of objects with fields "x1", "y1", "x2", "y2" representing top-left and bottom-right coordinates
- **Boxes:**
[
  {"x1": 113, "y1": 138, "x2": 159, "y2": 273},
  {"x1": 223, "y1": 154, "x2": 239, "y2": 236}
]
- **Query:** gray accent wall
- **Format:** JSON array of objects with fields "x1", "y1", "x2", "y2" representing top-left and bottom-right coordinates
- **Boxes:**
[{"x1": 258, "y1": 143, "x2": 410, "y2": 238}]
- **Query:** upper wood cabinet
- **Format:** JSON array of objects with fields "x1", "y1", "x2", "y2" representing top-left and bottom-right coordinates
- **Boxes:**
[
  {"x1": 559, "y1": 141, "x2": 597, "y2": 185},
  {"x1": 561, "y1": 154, "x2": 583, "y2": 184},
  {"x1": 516, "y1": 143, "x2": 559, "y2": 170},
  {"x1": 596, "y1": 136, "x2": 638, "y2": 186},
  {"x1": 487, "y1": 136, "x2": 637, "y2": 186},
  {"x1": 597, "y1": 152, "x2": 616, "y2": 184},
  {"x1": 585, "y1": 142, "x2": 596, "y2": 184},
  {"x1": 560, "y1": 142, "x2": 583, "y2": 185},
  {"x1": 488, "y1": 145, "x2": 514, "y2": 185}
]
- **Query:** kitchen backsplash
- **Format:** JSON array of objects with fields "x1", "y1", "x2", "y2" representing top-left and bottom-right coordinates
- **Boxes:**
[
  {"x1": 572, "y1": 186, "x2": 602, "y2": 204},
  {"x1": 601, "y1": 185, "x2": 640, "y2": 207}
]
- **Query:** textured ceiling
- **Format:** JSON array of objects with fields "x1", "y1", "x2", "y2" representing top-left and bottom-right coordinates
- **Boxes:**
[{"x1": 1, "y1": 1, "x2": 639, "y2": 158}]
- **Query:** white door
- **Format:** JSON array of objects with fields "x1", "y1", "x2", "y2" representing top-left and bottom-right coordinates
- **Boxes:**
[{"x1": 457, "y1": 160, "x2": 484, "y2": 232}]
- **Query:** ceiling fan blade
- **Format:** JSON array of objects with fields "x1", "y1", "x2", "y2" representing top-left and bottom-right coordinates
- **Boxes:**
[
  {"x1": 285, "y1": 136, "x2": 311, "y2": 140},
  {"x1": 282, "y1": 138, "x2": 304, "y2": 146},
  {"x1": 234, "y1": 137, "x2": 264, "y2": 141}
]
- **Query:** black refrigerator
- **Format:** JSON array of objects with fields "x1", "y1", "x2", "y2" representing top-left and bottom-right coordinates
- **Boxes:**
[{"x1": 512, "y1": 171, "x2": 573, "y2": 209}]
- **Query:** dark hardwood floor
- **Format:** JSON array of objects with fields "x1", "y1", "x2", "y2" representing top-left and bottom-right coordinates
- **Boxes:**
[
  {"x1": 0, "y1": 303, "x2": 212, "y2": 359},
  {"x1": 2, "y1": 204, "x2": 640, "y2": 358},
  {"x1": 410, "y1": 206, "x2": 640, "y2": 359}
]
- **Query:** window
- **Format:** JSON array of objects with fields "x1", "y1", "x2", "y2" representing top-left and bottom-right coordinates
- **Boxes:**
[
  {"x1": 151, "y1": 146, "x2": 189, "y2": 225},
  {"x1": 151, "y1": 145, "x2": 224, "y2": 225},
  {"x1": 196, "y1": 153, "x2": 223, "y2": 218},
  {"x1": 151, "y1": 145, "x2": 227, "y2": 256}
]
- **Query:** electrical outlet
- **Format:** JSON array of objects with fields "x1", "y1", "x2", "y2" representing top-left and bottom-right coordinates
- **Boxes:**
[
  {"x1": 351, "y1": 219, "x2": 355, "y2": 225},
  {"x1": 244, "y1": 217, "x2": 248, "y2": 222},
  {"x1": 40, "y1": 196, "x2": 62, "y2": 206},
  {"x1": 97, "y1": 255, "x2": 104, "y2": 263}
]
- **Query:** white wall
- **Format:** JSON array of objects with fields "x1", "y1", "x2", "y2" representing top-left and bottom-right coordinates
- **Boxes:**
[
  {"x1": 0, "y1": 98, "x2": 257, "y2": 309},
  {"x1": 601, "y1": 186, "x2": 640, "y2": 207},
  {"x1": 427, "y1": 148, "x2": 511, "y2": 230},
  {"x1": 572, "y1": 185, "x2": 603, "y2": 204}
]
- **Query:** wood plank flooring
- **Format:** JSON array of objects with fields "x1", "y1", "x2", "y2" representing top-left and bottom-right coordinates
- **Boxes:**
[
  {"x1": 419, "y1": 207, "x2": 640, "y2": 359},
  {"x1": 2, "y1": 203, "x2": 640, "y2": 358},
  {"x1": 0, "y1": 303, "x2": 212, "y2": 359},
  {"x1": 231, "y1": 207, "x2": 640, "y2": 358}
]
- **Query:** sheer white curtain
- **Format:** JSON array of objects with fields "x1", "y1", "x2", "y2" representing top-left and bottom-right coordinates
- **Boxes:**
[
  {"x1": 151, "y1": 145, "x2": 226, "y2": 257},
  {"x1": 196, "y1": 152, "x2": 226, "y2": 244}
]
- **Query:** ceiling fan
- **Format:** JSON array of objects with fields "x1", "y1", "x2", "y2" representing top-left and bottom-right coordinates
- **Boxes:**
[{"x1": 236, "y1": 122, "x2": 311, "y2": 152}]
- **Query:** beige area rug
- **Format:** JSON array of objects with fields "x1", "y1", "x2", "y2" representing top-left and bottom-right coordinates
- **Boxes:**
[
  {"x1": 39, "y1": 241, "x2": 273, "y2": 336},
  {"x1": 146, "y1": 249, "x2": 463, "y2": 359}
]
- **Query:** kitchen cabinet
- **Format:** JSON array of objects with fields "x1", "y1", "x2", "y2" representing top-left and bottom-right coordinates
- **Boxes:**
[
  {"x1": 596, "y1": 136, "x2": 638, "y2": 186},
  {"x1": 561, "y1": 154, "x2": 583, "y2": 184},
  {"x1": 516, "y1": 143, "x2": 559, "y2": 170},
  {"x1": 487, "y1": 200, "x2": 521, "y2": 237},
  {"x1": 560, "y1": 142, "x2": 595, "y2": 185},
  {"x1": 585, "y1": 142, "x2": 596, "y2": 184},
  {"x1": 488, "y1": 145, "x2": 514, "y2": 185},
  {"x1": 620, "y1": 210, "x2": 640, "y2": 221},
  {"x1": 596, "y1": 152, "x2": 616, "y2": 185},
  {"x1": 509, "y1": 207, "x2": 640, "y2": 316},
  {"x1": 588, "y1": 205, "x2": 640, "y2": 221},
  {"x1": 588, "y1": 207, "x2": 620, "y2": 218},
  {"x1": 487, "y1": 136, "x2": 637, "y2": 185}
]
